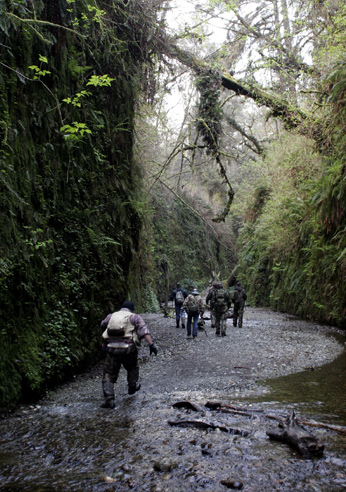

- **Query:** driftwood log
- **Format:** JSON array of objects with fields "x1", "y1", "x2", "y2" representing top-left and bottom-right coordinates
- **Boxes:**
[
  {"x1": 266, "y1": 411, "x2": 324, "y2": 458},
  {"x1": 206, "y1": 401, "x2": 346, "y2": 435},
  {"x1": 172, "y1": 401, "x2": 204, "y2": 412},
  {"x1": 168, "y1": 419, "x2": 250, "y2": 436}
]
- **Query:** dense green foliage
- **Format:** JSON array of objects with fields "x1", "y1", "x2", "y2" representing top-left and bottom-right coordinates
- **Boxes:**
[
  {"x1": 150, "y1": 187, "x2": 235, "y2": 302},
  {"x1": 1, "y1": 0, "x2": 345, "y2": 412},
  {"x1": 219, "y1": 1, "x2": 346, "y2": 329},
  {"x1": 0, "y1": 0, "x2": 161, "y2": 410},
  {"x1": 237, "y1": 123, "x2": 346, "y2": 327}
]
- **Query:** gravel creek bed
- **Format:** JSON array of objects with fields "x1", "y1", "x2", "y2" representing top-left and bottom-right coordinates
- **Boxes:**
[{"x1": 1, "y1": 307, "x2": 346, "y2": 492}]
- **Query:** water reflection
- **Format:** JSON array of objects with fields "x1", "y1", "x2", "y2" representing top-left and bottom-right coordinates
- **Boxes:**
[{"x1": 252, "y1": 344, "x2": 346, "y2": 425}]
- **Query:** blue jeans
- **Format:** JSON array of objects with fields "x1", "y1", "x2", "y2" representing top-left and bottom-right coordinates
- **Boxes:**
[
  {"x1": 175, "y1": 304, "x2": 183, "y2": 326},
  {"x1": 187, "y1": 311, "x2": 199, "y2": 337}
]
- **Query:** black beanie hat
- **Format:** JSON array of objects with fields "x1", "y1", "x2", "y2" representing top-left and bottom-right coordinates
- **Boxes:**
[{"x1": 122, "y1": 301, "x2": 135, "y2": 312}]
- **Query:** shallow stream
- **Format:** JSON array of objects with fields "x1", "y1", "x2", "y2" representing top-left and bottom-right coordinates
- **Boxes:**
[{"x1": 1, "y1": 308, "x2": 345, "y2": 491}]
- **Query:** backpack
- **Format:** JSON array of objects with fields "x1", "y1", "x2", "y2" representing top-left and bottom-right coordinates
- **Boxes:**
[
  {"x1": 188, "y1": 295, "x2": 199, "y2": 314},
  {"x1": 233, "y1": 288, "x2": 245, "y2": 304},
  {"x1": 175, "y1": 290, "x2": 184, "y2": 304},
  {"x1": 213, "y1": 289, "x2": 228, "y2": 312}
]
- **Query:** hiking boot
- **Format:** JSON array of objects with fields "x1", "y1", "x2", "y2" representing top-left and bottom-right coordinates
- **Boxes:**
[
  {"x1": 101, "y1": 399, "x2": 115, "y2": 409},
  {"x1": 128, "y1": 383, "x2": 141, "y2": 395},
  {"x1": 215, "y1": 332, "x2": 220, "y2": 336}
]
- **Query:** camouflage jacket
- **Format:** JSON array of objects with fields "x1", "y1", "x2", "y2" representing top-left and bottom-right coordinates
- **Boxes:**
[
  {"x1": 181, "y1": 294, "x2": 204, "y2": 314},
  {"x1": 210, "y1": 288, "x2": 231, "y2": 313},
  {"x1": 231, "y1": 287, "x2": 247, "y2": 306}
]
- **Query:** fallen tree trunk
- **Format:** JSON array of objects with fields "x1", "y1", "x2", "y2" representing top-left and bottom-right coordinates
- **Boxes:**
[
  {"x1": 172, "y1": 401, "x2": 204, "y2": 412},
  {"x1": 206, "y1": 401, "x2": 346, "y2": 435},
  {"x1": 168, "y1": 419, "x2": 250, "y2": 436},
  {"x1": 266, "y1": 411, "x2": 325, "y2": 458},
  {"x1": 205, "y1": 401, "x2": 263, "y2": 413}
]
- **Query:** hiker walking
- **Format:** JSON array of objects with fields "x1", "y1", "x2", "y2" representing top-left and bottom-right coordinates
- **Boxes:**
[
  {"x1": 100, "y1": 301, "x2": 158, "y2": 408},
  {"x1": 181, "y1": 288, "x2": 204, "y2": 339},
  {"x1": 209, "y1": 281, "x2": 231, "y2": 336},
  {"x1": 170, "y1": 282, "x2": 188, "y2": 328},
  {"x1": 231, "y1": 281, "x2": 247, "y2": 328},
  {"x1": 206, "y1": 280, "x2": 218, "y2": 329}
]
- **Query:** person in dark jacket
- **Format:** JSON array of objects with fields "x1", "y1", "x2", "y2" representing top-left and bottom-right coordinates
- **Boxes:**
[
  {"x1": 231, "y1": 282, "x2": 247, "y2": 328},
  {"x1": 209, "y1": 281, "x2": 231, "y2": 336},
  {"x1": 206, "y1": 280, "x2": 218, "y2": 329},
  {"x1": 100, "y1": 301, "x2": 158, "y2": 408},
  {"x1": 170, "y1": 282, "x2": 188, "y2": 328}
]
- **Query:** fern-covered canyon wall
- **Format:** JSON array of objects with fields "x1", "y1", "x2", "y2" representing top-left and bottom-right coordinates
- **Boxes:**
[
  {"x1": 0, "y1": 0, "x2": 162, "y2": 410},
  {"x1": 236, "y1": 121, "x2": 346, "y2": 328},
  {"x1": 0, "y1": 0, "x2": 234, "y2": 411}
]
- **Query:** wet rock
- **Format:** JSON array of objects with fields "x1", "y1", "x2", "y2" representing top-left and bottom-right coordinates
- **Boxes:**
[
  {"x1": 103, "y1": 475, "x2": 116, "y2": 483},
  {"x1": 153, "y1": 458, "x2": 178, "y2": 472},
  {"x1": 220, "y1": 478, "x2": 243, "y2": 489}
]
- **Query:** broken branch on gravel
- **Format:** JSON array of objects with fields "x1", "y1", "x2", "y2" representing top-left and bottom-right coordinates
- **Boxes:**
[
  {"x1": 205, "y1": 401, "x2": 263, "y2": 413},
  {"x1": 168, "y1": 420, "x2": 250, "y2": 436},
  {"x1": 206, "y1": 401, "x2": 346, "y2": 435},
  {"x1": 266, "y1": 411, "x2": 325, "y2": 458},
  {"x1": 173, "y1": 401, "x2": 204, "y2": 412}
]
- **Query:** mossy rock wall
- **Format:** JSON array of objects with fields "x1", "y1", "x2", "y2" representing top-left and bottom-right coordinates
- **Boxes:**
[{"x1": 0, "y1": 0, "x2": 157, "y2": 410}]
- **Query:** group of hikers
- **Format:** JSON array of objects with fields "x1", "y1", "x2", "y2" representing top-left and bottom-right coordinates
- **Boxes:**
[
  {"x1": 170, "y1": 281, "x2": 247, "y2": 338},
  {"x1": 99, "y1": 280, "x2": 246, "y2": 408}
]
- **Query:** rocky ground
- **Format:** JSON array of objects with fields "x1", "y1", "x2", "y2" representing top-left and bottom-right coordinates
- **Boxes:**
[
  {"x1": 1, "y1": 307, "x2": 345, "y2": 492},
  {"x1": 139, "y1": 306, "x2": 344, "y2": 401}
]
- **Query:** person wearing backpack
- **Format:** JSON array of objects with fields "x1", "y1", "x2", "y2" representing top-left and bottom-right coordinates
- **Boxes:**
[
  {"x1": 231, "y1": 281, "x2": 247, "y2": 328},
  {"x1": 100, "y1": 301, "x2": 158, "y2": 408},
  {"x1": 170, "y1": 282, "x2": 188, "y2": 328},
  {"x1": 209, "y1": 281, "x2": 231, "y2": 336},
  {"x1": 206, "y1": 279, "x2": 218, "y2": 329},
  {"x1": 180, "y1": 288, "x2": 204, "y2": 339}
]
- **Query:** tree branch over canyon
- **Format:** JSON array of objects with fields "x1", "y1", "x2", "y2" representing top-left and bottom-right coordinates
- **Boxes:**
[{"x1": 163, "y1": 40, "x2": 325, "y2": 146}]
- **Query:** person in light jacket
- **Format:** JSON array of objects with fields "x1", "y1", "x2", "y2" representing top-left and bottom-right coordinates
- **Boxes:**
[{"x1": 100, "y1": 301, "x2": 158, "y2": 408}]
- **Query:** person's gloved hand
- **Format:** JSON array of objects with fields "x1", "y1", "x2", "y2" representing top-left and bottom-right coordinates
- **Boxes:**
[{"x1": 149, "y1": 343, "x2": 158, "y2": 356}]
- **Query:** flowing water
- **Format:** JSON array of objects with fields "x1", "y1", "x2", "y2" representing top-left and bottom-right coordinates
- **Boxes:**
[{"x1": 0, "y1": 309, "x2": 345, "y2": 492}]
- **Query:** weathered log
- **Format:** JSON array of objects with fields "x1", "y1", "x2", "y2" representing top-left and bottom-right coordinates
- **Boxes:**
[
  {"x1": 207, "y1": 401, "x2": 346, "y2": 436},
  {"x1": 206, "y1": 401, "x2": 263, "y2": 413},
  {"x1": 297, "y1": 418, "x2": 346, "y2": 436},
  {"x1": 168, "y1": 419, "x2": 250, "y2": 436},
  {"x1": 266, "y1": 413, "x2": 346, "y2": 436},
  {"x1": 172, "y1": 401, "x2": 204, "y2": 412},
  {"x1": 266, "y1": 411, "x2": 324, "y2": 458}
]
